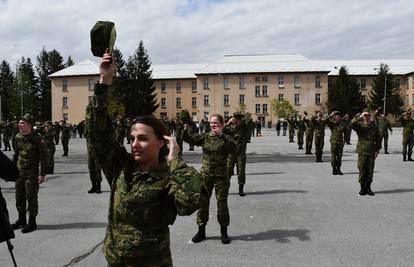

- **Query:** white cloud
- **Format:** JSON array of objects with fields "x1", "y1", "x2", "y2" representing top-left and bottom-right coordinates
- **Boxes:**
[{"x1": 1, "y1": 0, "x2": 414, "y2": 68}]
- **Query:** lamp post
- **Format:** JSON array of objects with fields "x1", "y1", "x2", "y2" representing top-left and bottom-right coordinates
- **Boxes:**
[{"x1": 374, "y1": 68, "x2": 387, "y2": 115}]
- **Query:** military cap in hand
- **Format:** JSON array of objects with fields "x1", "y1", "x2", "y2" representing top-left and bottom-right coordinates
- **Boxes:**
[{"x1": 90, "y1": 21, "x2": 116, "y2": 57}]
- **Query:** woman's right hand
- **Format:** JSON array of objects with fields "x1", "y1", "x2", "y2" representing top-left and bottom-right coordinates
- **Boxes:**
[
  {"x1": 164, "y1": 135, "x2": 180, "y2": 162},
  {"x1": 99, "y1": 51, "x2": 115, "y2": 85}
]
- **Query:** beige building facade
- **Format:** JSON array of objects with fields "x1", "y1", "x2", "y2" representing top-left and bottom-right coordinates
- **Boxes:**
[{"x1": 49, "y1": 55, "x2": 414, "y2": 125}]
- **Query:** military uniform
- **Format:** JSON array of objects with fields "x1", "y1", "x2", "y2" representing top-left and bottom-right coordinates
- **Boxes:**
[
  {"x1": 53, "y1": 122, "x2": 60, "y2": 145},
  {"x1": 312, "y1": 115, "x2": 328, "y2": 162},
  {"x1": 287, "y1": 117, "x2": 296, "y2": 142},
  {"x1": 304, "y1": 116, "x2": 315, "y2": 154},
  {"x1": 398, "y1": 115, "x2": 414, "y2": 161},
  {"x1": 183, "y1": 127, "x2": 236, "y2": 243},
  {"x1": 60, "y1": 122, "x2": 71, "y2": 156},
  {"x1": 174, "y1": 119, "x2": 184, "y2": 156},
  {"x1": 327, "y1": 117, "x2": 346, "y2": 175},
  {"x1": 342, "y1": 116, "x2": 352, "y2": 145},
  {"x1": 295, "y1": 117, "x2": 306, "y2": 149},
  {"x1": 2, "y1": 123, "x2": 12, "y2": 151},
  {"x1": 351, "y1": 114, "x2": 381, "y2": 195},
  {"x1": 85, "y1": 83, "x2": 202, "y2": 266},
  {"x1": 41, "y1": 123, "x2": 56, "y2": 174}
]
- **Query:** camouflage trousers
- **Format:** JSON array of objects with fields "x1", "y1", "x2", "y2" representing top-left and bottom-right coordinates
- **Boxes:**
[
  {"x1": 402, "y1": 138, "x2": 413, "y2": 156},
  {"x1": 297, "y1": 131, "x2": 304, "y2": 148},
  {"x1": 330, "y1": 142, "x2": 344, "y2": 169},
  {"x1": 314, "y1": 135, "x2": 324, "y2": 158},
  {"x1": 357, "y1": 153, "x2": 376, "y2": 184},
  {"x1": 380, "y1": 134, "x2": 389, "y2": 152},
  {"x1": 62, "y1": 138, "x2": 69, "y2": 155},
  {"x1": 47, "y1": 146, "x2": 55, "y2": 169},
  {"x1": 227, "y1": 144, "x2": 247, "y2": 185},
  {"x1": 305, "y1": 131, "x2": 314, "y2": 153},
  {"x1": 54, "y1": 134, "x2": 60, "y2": 145},
  {"x1": 15, "y1": 175, "x2": 39, "y2": 216},
  {"x1": 344, "y1": 128, "x2": 352, "y2": 144},
  {"x1": 177, "y1": 138, "x2": 183, "y2": 157},
  {"x1": 87, "y1": 152, "x2": 102, "y2": 185},
  {"x1": 289, "y1": 129, "x2": 295, "y2": 142},
  {"x1": 3, "y1": 136, "x2": 11, "y2": 150},
  {"x1": 197, "y1": 174, "x2": 230, "y2": 227}
]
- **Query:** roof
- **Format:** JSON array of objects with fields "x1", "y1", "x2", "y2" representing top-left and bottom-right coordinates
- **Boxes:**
[
  {"x1": 319, "y1": 60, "x2": 414, "y2": 76},
  {"x1": 48, "y1": 59, "x2": 99, "y2": 78},
  {"x1": 196, "y1": 54, "x2": 330, "y2": 74},
  {"x1": 152, "y1": 64, "x2": 205, "y2": 79}
]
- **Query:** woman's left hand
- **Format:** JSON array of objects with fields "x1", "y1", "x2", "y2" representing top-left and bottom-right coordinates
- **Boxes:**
[{"x1": 164, "y1": 135, "x2": 180, "y2": 163}]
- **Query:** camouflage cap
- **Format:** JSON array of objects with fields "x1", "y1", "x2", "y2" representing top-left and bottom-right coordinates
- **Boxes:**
[
  {"x1": 361, "y1": 108, "x2": 371, "y2": 116},
  {"x1": 178, "y1": 110, "x2": 191, "y2": 123},
  {"x1": 90, "y1": 21, "x2": 116, "y2": 57},
  {"x1": 232, "y1": 112, "x2": 244, "y2": 120},
  {"x1": 333, "y1": 111, "x2": 342, "y2": 116},
  {"x1": 20, "y1": 113, "x2": 34, "y2": 125}
]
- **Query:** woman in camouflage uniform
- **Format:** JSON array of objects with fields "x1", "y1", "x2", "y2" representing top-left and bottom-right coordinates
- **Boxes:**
[{"x1": 86, "y1": 53, "x2": 202, "y2": 267}]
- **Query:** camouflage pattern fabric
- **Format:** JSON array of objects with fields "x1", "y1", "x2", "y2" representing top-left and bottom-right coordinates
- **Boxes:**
[
  {"x1": 61, "y1": 125, "x2": 71, "y2": 155},
  {"x1": 327, "y1": 120, "x2": 347, "y2": 170},
  {"x1": 174, "y1": 120, "x2": 184, "y2": 156},
  {"x1": 351, "y1": 117, "x2": 381, "y2": 184},
  {"x1": 287, "y1": 118, "x2": 296, "y2": 142},
  {"x1": 295, "y1": 118, "x2": 306, "y2": 148},
  {"x1": 313, "y1": 117, "x2": 328, "y2": 159},
  {"x1": 2, "y1": 124, "x2": 12, "y2": 151},
  {"x1": 42, "y1": 129, "x2": 56, "y2": 170},
  {"x1": 13, "y1": 132, "x2": 47, "y2": 216},
  {"x1": 376, "y1": 115, "x2": 392, "y2": 152},
  {"x1": 53, "y1": 124, "x2": 60, "y2": 145},
  {"x1": 304, "y1": 117, "x2": 315, "y2": 154},
  {"x1": 85, "y1": 83, "x2": 201, "y2": 266},
  {"x1": 398, "y1": 117, "x2": 414, "y2": 157}
]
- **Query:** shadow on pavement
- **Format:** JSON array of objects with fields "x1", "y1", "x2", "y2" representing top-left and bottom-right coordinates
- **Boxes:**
[
  {"x1": 230, "y1": 189, "x2": 307, "y2": 196},
  {"x1": 210, "y1": 229, "x2": 311, "y2": 243},
  {"x1": 39, "y1": 222, "x2": 107, "y2": 230},
  {"x1": 375, "y1": 188, "x2": 414, "y2": 194},
  {"x1": 246, "y1": 172, "x2": 284, "y2": 176}
]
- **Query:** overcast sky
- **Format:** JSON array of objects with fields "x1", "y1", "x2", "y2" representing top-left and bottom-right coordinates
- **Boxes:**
[{"x1": 1, "y1": 0, "x2": 414, "y2": 67}]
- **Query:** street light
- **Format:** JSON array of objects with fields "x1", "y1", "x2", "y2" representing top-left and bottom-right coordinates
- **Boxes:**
[{"x1": 374, "y1": 68, "x2": 387, "y2": 115}]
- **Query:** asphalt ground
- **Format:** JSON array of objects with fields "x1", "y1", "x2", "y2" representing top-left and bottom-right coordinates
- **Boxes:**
[{"x1": 1, "y1": 128, "x2": 413, "y2": 267}]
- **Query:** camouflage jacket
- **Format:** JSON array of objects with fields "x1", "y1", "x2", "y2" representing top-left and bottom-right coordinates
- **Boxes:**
[
  {"x1": 312, "y1": 117, "x2": 328, "y2": 137},
  {"x1": 223, "y1": 122, "x2": 249, "y2": 148},
  {"x1": 60, "y1": 125, "x2": 71, "y2": 140},
  {"x1": 183, "y1": 129, "x2": 236, "y2": 177},
  {"x1": 377, "y1": 117, "x2": 392, "y2": 136},
  {"x1": 351, "y1": 118, "x2": 381, "y2": 154},
  {"x1": 398, "y1": 117, "x2": 414, "y2": 142},
  {"x1": 13, "y1": 132, "x2": 47, "y2": 177},
  {"x1": 327, "y1": 120, "x2": 346, "y2": 145},
  {"x1": 85, "y1": 83, "x2": 202, "y2": 266},
  {"x1": 303, "y1": 117, "x2": 315, "y2": 134},
  {"x1": 295, "y1": 119, "x2": 307, "y2": 133}
]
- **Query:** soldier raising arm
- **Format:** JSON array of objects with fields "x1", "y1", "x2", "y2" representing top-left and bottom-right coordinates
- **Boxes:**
[{"x1": 85, "y1": 52, "x2": 202, "y2": 267}]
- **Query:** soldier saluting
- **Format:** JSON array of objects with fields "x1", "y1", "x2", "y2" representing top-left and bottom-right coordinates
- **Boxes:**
[
  {"x1": 398, "y1": 110, "x2": 414, "y2": 161},
  {"x1": 327, "y1": 111, "x2": 347, "y2": 175}
]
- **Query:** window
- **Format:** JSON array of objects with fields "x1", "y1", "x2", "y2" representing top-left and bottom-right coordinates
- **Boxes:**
[
  {"x1": 315, "y1": 93, "x2": 321, "y2": 105},
  {"x1": 315, "y1": 76, "x2": 321, "y2": 88},
  {"x1": 360, "y1": 79, "x2": 366, "y2": 90},
  {"x1": 239, "y1": 76, "x2": 245, "y2": 89},
  {"x1": 223, "y1": 78, "x2": 229, "y2": 89},
  {"x1": 255, "y1": 85, "x2": 261, "y2": 96},
  {"x1": 203, "y1": 112, "x2": 209, "y2": 118},
  {"x1": 88, "y1": 79, "x2": 95, "y2": 91},
  {"x1": 161, "y1": 98, "x2": 166, "y2": 108},
  {"x1": 160, "y1": 112, "x2": 167, "y2": 118},
  {"x1": 62, "y1": 97, "x2": 68, "y2": 108},
  {"x1": 224, "y1": 95, "x2": 229, "y2": 106},
  {"x1": 239, "y1": 94, "x2": 245, "y2": 104},
  {"x1": 203, "y1": 78, "x2": 209, "y2": 89},
  {"x1": 192, "y1": 80, "x2": 197, "y2": 92},
  {"x1": 263, "y1": 104, "x2": 268, "y2": 114},
  {"x1": 278, "y1": 76, "x2": 284, "y2": 88},
  {"x1": 204, "y1": 95, "x2": 209, "y2": 105},
  {"x1": 255, "y1": 77, "x2": 261, "y2": 83},
  {"x1": 294, "y1": 76, "x2": 301, "y2": 88},
  {"x1": 192, "y1": 97, "x2": 197, "y2": 107},
  {"x1": 161, "y1": 82, "x2": 166, "y2": 93},
  {"x1": 88, "y1": 96, "x2": 92, "y2": 103},
  {"x1": 262, "y1": 77, "x2": 268, "y2": 83},
  {"x1": 62, "y1": 80, "x2": 68, "y2": 92},
  {"x1": 63, "y1": 113, "x2": 68, "y2": 121},
  {"x1": 328, "y1": 79, "x2": 333, "y2": 90},
  {"x1": 176, "y1": 82, "x2": 181, "y2": 93},
  {"x1": 294, "y1": 93, "x2": 300, "y2": 105},
  {"x1": 278, "y1": 93, "x2": 284, "y2": 102},
  {"x1": 262, "y1": 85, "x2": 268, "y2": 96},
  {"x1": 255, "y1": 104, "x2": 260, "y2": 114},
  {"x1": 192, "y1": 112, "x2": 197, "y2": 121},
  {"x1": 224, "y1": 111, "x2": 229, "y2": 119},
  {"x1": 176, "y1": 97, "x2": 181, "y2": 108},
  {"x1": 395, "y1": 78, "x2": 400, "y2": 89}
]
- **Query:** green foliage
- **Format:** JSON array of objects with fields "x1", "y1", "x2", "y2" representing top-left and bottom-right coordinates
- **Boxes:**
[
  {"x1": 236, "y1": 102, "x2": 247, "y2": 112},
  {"x1": 368, "y1": 63, "x2": 403, "y2": 115},
  {"x1": 65, "y1": 56, "x2": 75, "y2": 67},
  {"x1": 270, "y1": 99, "x2": 296, "y2": 119},
  {"x1": 0, "y1": 60, "x2": 15, "y2": 120},
  {"x1": 328, "y1": 66, "x2": 365, "y2": 116}
]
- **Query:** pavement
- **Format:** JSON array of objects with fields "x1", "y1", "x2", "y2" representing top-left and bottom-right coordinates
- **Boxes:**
[{"x1": 1, "y1": 128, "x2": 414, "y2": 267}]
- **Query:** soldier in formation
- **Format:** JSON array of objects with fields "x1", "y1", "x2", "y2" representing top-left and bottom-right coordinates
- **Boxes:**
[
  {"x1": 85, "y1": 53, "x2": 201, "y2": 266},
  {"x1": 343, "y1": 114, "x2": 352, "y2": 145},
  {"x1": 398, "y1": 110, "x2": 414, "y2": 161},
  {"x1": 2, "y1": 122, "x2": 13, "y2": 151},
  {"x1": 53, "y1": 121, "x2": 61, "y2": 145},
  {"x1": 114, "y1": 119, "x2": 125, "y2": 146},
  {"x1": 327, "y1": 111, "x2": 347, "y2": 175},
  {"x1": 39, "y1": 121, "x2": 56, "y2": 174},
  {"x1": 295, "y1": 114, "x2": 306, "y2": 150},
  {"x1": 313, "y1": 111, "x2": 329, "y2": 162},
  {"x1": 350, "y1": 109, "x2": 381, "y2": 196},
  {"x1": 374, "y1": 108, "x2": 392, "y2": 154},
  {"x1": 184, "y1": 114, "x2": 236, "y2": 244},
  {"x1": 11, "y1": 114, "x2": 47, "y2": 233},
  {"x1": 287, "y1": 115, "x2": 296, "y2": 143},
  {"x1": 60, "y1": 120, "x2": 71, "y2": 156},
  {"x1": 303, "y1": 112, "x2": 315, "y2": 155}
]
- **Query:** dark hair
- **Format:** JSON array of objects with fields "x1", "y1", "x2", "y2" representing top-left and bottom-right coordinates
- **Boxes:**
[
  {"x1": 210, "y1": 114, "x2": 224, "y2": 124},
  {"x1": 131, "y1": 115, "x2": 169, "y2": 161}
]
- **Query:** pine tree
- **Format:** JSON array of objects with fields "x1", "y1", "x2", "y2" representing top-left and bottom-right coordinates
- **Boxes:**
[
  {"x1": 66, "y1": 56, "x2": 75, "y2": 67},
  {"x1": 328, "y1": 66, "x2": 365, "y2": 116},
  {"x1": 125, "y1": 41, "x2": 158, "y2": 117},
  {"x1": 0, "y1": 60, "x2": 15, "y2": 120},
  {"x1": 109, "y1": 48, "x2": 127, "y2": 118},
  {"x1": 368, "y1": 63, "x2": 403, "y2": 115}
]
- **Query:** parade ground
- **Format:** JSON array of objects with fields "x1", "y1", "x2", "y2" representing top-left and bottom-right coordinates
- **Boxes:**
[{"x1": 1, "y1": 128, "x2": 414, "y2": 267}]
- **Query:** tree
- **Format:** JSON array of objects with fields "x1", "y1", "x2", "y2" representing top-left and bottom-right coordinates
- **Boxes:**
[
  {"x1": 270, "y1": 99, "x2": 296, "y2": 119},
  {"x1": 328, "y1": 66, "x2": 365, "y2": 116},
  {"x1": 0, "y1": 60, "x2": 15, "y2": 120},
  {"x1": 368, "y1": 63, "x2": 403, "y2": 115},
  {"x1": 108, "y1": 48, "x2": 127, "y2": 118},
  {"x1": 66, "y1": 56, "x2": 75, "y2": 67},
  {"x1": 125, "y1": 41, "x2": 158, "y2": 117}
]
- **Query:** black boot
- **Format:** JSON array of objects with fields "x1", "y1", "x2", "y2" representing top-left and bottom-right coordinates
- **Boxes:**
[
  {"x1": 22, "y1": 215, "x2": 37, "y2": 233},
  {"x1": 332, "y1": 167, "x2": 338, "y2": 175},
  {"x1": 316, "y1": 155, "x2": 322, "y2": 162},
  {"x1": 191, "y1": 225, "x2": 206, "y2": 243},
  {"x1": 337, "y1": 168, "x2": 343, "y2": 175},
  {"x1": 239, "y1": 184, "x2": 246, "y2": 197},
  {"x1": 366, "y1": 183, "x2": 375, "y2": 196},
  {"x1": 384, "y1": 150, "x2": 389, "y2": 154},
  {"x1": 359, "y1": 183, "x2": 367, "y2": 196},
  {"x1": 47, "y1": 166, "x2": 54, "y2": 174},
  {"x1": 220, "y1": 226, "x2": 231, "y2": 244},
  {"x1": 403, "y1": 153, "x2": 407, "y2": 161},
  {"x1": 12, "y1": 213, "x2": 27, "y2": 229},
  {"x1": 408, "y1": 154, "x2": 414, "y2": 161},
  {"x1": 88, "y1": 183, "x2": 97, "y2": 194},
  {"x1": 95, "y1": 183, "x2": 102, "y2": 194}
]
